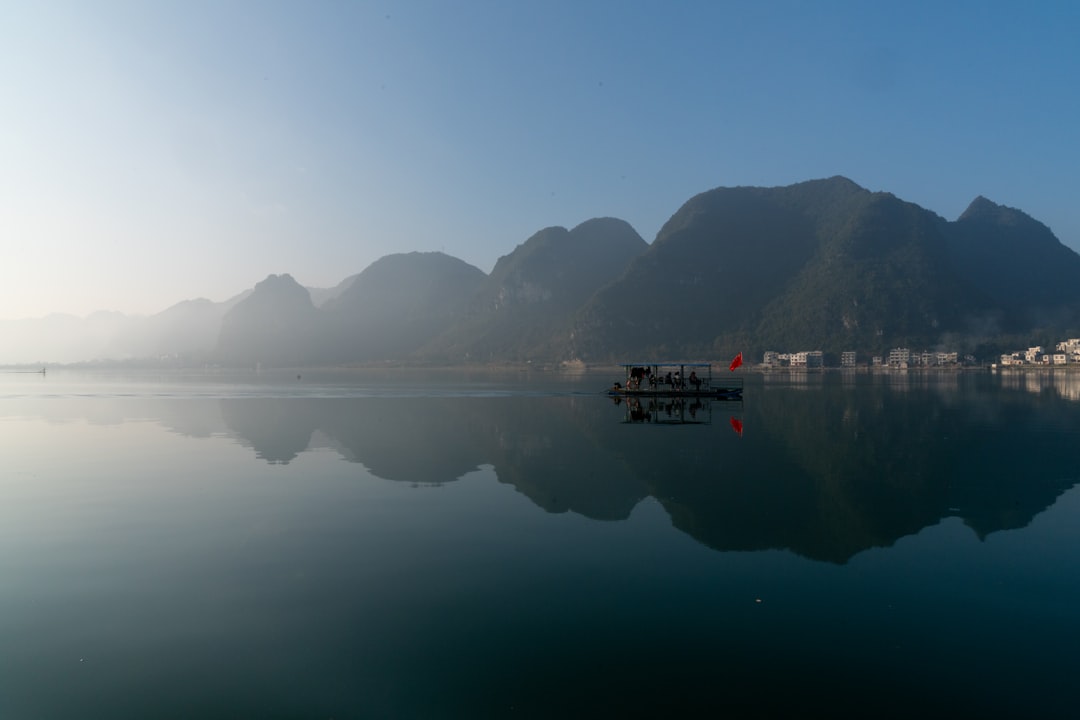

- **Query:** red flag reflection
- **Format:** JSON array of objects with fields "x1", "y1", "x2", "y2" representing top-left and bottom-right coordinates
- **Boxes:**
[{"x1": 730, "y1": 416, "x2": 743, "y2": 436}]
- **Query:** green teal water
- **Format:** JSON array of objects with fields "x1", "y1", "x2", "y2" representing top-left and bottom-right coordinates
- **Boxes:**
[{"x1": 2, "y1": 369, "x2": 1078, "y2": 717}]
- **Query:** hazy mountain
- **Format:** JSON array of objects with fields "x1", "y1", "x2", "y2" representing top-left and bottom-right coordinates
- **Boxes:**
[
  {"x1": 425, "y1": 217, "x2": 648, "y2": 362},
  {"x1": 307, "y1": 274, "x2": 359, "y2": 308},
  {"x1": 0, "y1": 292, "x2": 250, "y2": 366},
  {"x1": 322, "y1": 252, "x2": 487, "y2": 364},
  {"x1": 216, "y1": 273, "x2": 324, "y2": 367},
  {"x1": 101, "y1": 298, "x2": 226, "y2": 361},
  {"x1": 567, "y1": 177, "x2": 1080, "y2": 362},
  {"x1": 9, "y1": 177, "x2": 1080, "y2": 367},
  {"x1": 0, "y1": 312, "x2": 133, "y2": 365}
]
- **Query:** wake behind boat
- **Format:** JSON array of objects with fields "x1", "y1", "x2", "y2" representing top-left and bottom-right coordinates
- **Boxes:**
[{"x1": 607, "y1": 361, "x2": 743, "y2": 399}]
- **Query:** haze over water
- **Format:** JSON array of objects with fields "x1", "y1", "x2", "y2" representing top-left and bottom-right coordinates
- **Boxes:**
[{"x1": 2, "y1": 368, "x2": 1079, "y2": 717}]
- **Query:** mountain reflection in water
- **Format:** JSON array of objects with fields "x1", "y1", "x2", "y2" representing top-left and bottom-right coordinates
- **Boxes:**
[
  {"x1": 5, "y1": 371, "x2": 1080, "y2": 717},
  {"x1": 69, "y1": 374, "x2": 1079, "y2": 564}
]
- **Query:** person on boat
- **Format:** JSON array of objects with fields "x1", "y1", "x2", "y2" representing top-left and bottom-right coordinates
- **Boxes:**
[
  {"x1": 689, "y1": 370, "x2": 701, "y2": 390},
  {"x1": 664, "y1": 372, "x2": 673, "y2": 387},
  {"x1": 674, "y1": 370, "x2": 682, "y2": 390}
]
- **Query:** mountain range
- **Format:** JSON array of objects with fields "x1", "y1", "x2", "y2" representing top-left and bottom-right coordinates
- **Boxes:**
[{"x1": 4, "y1": 176, "x2": 1079, "y2": 366}]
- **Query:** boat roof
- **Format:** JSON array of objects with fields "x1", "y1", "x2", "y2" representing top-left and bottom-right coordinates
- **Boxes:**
[{"x1": 619, "y1": 362, "x2": 712, "y2": 368}]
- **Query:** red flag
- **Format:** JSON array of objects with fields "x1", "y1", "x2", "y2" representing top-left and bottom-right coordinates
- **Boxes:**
[
  {"x1": 729, "y1": 416, "x2": 743, "y2": 436},
  {"x1": 728, "y1": 352, "x2": 743, "y2": 372}
]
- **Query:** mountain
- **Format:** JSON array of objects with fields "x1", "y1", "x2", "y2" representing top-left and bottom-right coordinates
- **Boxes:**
[
  {"x1": 8, "y1": 177, "x2": 1079, "y2": 367},
  {"x1": 568, "y1": 178, "x2": 863, "y2": 360},
  {"x1": 754, "y1": 190, "x2": 973, "y2": 353},
  {"x1": 307, "y1": 274, "x2": 359, "y2": 308},
  {"x1": 567, "y1": 177, "x2": 1080, "y2": 362},
  {"x1": 103, "y1": 298, "x2": 227, "y2": 361},
  {"x1": 0, "y1": 311, "x2": 133, "y2": 365},
  {"x1": 212, "y1": 220, "x2": 646, "y2": 367},
  {"x1": 322, "y1": 252, "x2": 487, "y2": 364},
  {"x1": 216, "y1": 274, "x2": 324, "y2": 367},
  {"x1": 425, "y1": 217, "x2": 648, "y2": 362},
  {"x1": 946, "y1": 196, "x2": 1080, "y2": 330},
  {"x1": 0, "y1": 291, "x2": 249, "y2": 365}
]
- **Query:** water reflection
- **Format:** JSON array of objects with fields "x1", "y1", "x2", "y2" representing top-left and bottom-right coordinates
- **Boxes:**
[
  {"x1": 10, "y1": 374, "x2": 1077, "y2": 564},
  {"x1": 997, "y1": 367, "x2": 1080, "y2": 401},
  {"x1": 5, "y1": 372, "x2": 1079, "y2": 718},
  {"x1": 610, "y1": 395, "x2": 737, "y2": 425}
]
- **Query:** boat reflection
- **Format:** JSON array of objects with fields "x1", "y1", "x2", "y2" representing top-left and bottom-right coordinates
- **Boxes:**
[
  {"x1": 614, "y1": 395, "x2": 706, "y2": 424},
  {"x1": 611, "y1": 395, "x2": 745, "y2": 428}
]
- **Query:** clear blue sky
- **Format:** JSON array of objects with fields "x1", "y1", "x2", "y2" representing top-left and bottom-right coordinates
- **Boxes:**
[{"x1": 2, "y1": 0, "x2": 1078, "y2": 319}]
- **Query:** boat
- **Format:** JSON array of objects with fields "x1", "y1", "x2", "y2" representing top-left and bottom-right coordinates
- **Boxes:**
[{"x1": 607, "y1": 362, "x2": 743, "y2": 399}]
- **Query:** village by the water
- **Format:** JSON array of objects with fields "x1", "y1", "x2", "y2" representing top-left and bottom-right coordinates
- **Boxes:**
[
  {"x1": 761, "y1": 337, "x2": 1080, "y2": 370},
  {"x1": 759, "y1": 338, "x2": 1080, "y2": 401}
]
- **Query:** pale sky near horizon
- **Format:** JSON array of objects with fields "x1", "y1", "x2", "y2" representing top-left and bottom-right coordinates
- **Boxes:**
[{"x1": 2, "y1": 0, "x2": 1078, "y2": 320}]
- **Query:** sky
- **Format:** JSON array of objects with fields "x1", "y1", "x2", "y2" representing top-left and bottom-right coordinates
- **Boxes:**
[{"x1": 2, "y1": 0, "x2": 1078, "y2": 320}]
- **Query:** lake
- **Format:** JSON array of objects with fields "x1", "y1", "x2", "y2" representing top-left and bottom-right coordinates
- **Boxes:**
[{"x1": 2, "y1": 368, "x2": 1079, "y2": 718}]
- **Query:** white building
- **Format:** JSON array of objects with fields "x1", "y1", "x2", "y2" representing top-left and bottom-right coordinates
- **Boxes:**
[
  {"x1": 1056, "y1": 339, "x2": 1080, "y2": 363},
  {"x1": 888, "y1": 348, "x2": 910, "y2": 367},
  {"x1": 789, "y1": 350, "x2": 823, "y2": 368}
]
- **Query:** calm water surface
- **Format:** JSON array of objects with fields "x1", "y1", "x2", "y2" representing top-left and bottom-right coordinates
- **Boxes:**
[{"x1": 2, "y1": 368, "x2": 1079, "y2": 718}]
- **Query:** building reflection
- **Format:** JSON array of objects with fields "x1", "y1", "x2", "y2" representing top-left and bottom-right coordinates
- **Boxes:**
[{"x1": 997, "y1": 368, "x2": 1080, "y2": 401}]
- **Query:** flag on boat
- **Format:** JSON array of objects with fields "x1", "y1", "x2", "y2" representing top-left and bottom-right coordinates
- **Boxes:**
[
  {"x1": 730, "y1": 416, "x2": 744, "y2": 436},
  {"x1": 728, "y1": 352, "x2": 743, "y2": 372}
]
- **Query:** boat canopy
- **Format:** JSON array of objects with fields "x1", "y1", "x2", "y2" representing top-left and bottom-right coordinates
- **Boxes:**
[{"x1": 618, "y1": 362, "x2": 712, "y2": 368}]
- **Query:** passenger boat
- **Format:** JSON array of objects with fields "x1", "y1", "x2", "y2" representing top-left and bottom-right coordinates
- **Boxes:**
[{"x1": 607, "y1": 362, "x2": 743, "y2": 399}]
